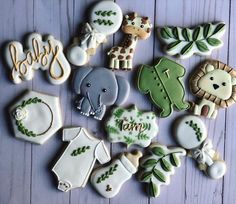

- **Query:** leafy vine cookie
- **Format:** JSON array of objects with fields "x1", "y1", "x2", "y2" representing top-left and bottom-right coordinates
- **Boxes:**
[
  {"x1": 174, "y1": 115, "x2": 227, "y2": 179},
  {"x1": 158, "y1": 22, "x2": 225, "y2": 59},
  {"x1": 67, "y1": 1, "x2": 123, "y2": 66},
  {"x1": 190, "y1": 60, "x2": 236, "y2": 119},
  {"x1": 73, "y1": 67, "x2": 130, "y2": 120},
  {"x1": 9, "y1": 90, "x2": 62, "y2": 144},
  {"x1": 137, "y1": 57, "x2": 189, "y2": 117},
  {"x1": 139, "y1": 143, "x2": 186, "y2": 197},
  {"x1": 52, "y1": 127, "x2": 110, "y2": 192},
  {"x1": 5, "y1": 33, "x2": 71, "y2": 84},
  {"x1": 107, "y1": 12, "x2": 152, "y2": 70},
  {"x1": 105, "y1": 106, "x2": 158, "y2": 147},
  {"x1": 91, "y1": 151, "x2": 142, "y2": 198}
]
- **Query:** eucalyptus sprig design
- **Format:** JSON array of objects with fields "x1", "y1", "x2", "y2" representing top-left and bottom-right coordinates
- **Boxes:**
[
  {"x1": 159, "y1": 22, "x2": 225, "y2": 59},
  {"x1": 95, "y1": 10, "x2": 117, "y2": 17},
  {"x1": 96, "y1": 164, "x2": 118, "y2": 183},
  {"x1": 71, "y1": 146, "x2": 90, "y2": 156}
]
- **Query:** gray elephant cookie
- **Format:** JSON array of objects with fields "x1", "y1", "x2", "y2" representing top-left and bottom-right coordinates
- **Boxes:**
[{"x1": 73, "y1": 67, "x2": 130, "y2": 120}]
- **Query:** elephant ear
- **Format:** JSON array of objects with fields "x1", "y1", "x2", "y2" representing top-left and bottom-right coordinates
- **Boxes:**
[
  {"x1": 73, "y1": 67, "x2": 93, "y2": 94},
  {"x1": 115, "y1": 75, "x2": 130, "y2": 105}
]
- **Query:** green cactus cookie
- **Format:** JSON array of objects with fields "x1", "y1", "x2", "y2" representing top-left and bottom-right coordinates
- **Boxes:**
[{"x1": 137, "y1": 57, "x2": 189, "y2": 117}]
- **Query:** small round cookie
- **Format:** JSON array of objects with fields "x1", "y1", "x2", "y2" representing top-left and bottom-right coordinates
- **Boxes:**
[
  {"x1": 175, "y1": 115, "x2": 207, "y2": 149},
  {"x1": 89, "y1": 1, "x2": 123, "y2": 35},
  {"x1": 67, "y1": 45, "x2": 88, "y2": 66}
]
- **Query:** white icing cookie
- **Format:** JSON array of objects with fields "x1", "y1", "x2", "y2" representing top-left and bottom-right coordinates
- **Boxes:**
[
  {"x1": 91, "y1": 151, "x2": 142, "y2": 198},
  {"x1": 174, "y1": 115, "x2": 227, "y2": 179},
  {"x1": 105, "y1": 106, "x2": 158, "y2": 147},
  {"x1": 9, "y1": 90, "x2": 62, "y2": 144},
  {"x1": 5, "y1": 33, "x2": 71, "y2": 85},
  {"x1": 52, "y1": 127, "x2": 110, "y2": 192},
  {"x1": 139, "y1": 143, "x2": 186, "y2": 197}
]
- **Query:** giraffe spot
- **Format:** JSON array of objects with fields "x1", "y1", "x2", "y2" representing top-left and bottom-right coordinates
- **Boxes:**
[
  {"x1": 126, "y1": 55, "x2": 131, "y2": 60},
  {"x1": 130, "y1": 48, "x2": 134, "y2": 53},
  {"x1": 113, "y1": 47, "x2": 119, "y2": 51},
  {"x1": 118, "y1": 55, "x2": 124, "y2": 60},
  {"x1": 110, "y1": 54, "x2": 116, "y2": 58},
  {"x1": 120, "y1": 48, "x2": 126, "y2": 53}
]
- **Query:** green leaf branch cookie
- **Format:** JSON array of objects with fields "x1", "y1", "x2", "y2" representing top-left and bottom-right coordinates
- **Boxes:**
[
  {"x1": 158, "y1": 22, "x2": 226, "y2": 59},
  {"x1": 139, "y1": 143, "x2": 186, "y2": 197},
  {"x1": 105, "y1": 106, "x2": 158, "y2": 147},
  {"x1": 137, "y1": 57, "x2": 189, "y2": 117}
]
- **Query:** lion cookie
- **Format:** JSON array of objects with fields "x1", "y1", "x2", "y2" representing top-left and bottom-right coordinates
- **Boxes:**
[
  {"x1": 138, "y1": 57, "x2": 189, "y2": 117},
  {"x1": 107, "y1": 12, "x2": 152, "y2": 70},
  {"x1": 158, "y1": 22, "x2": 225, "y2": 59},
  {"x1": 5, "y1": 33, "x2": 71, "y2": 85},
  {"x1": 190, "y1": 60, "x2": 236, "y2": 119},
  {"x1": 73, "y1": 67, "x2": 130, "y2": 120},
  {"x1": 67, "y1": 1, "x2": 123, "y2": 66},
  {"x1": 174, "y1": 115, "x2": 226, "y2": 179},
  {"x1": 105, "y1": 106, "x2": 158, "y2": 147}
]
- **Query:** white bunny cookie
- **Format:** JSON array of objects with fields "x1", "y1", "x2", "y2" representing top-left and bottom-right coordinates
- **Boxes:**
[{"x1": 175, "y1": 115, "x2": 226, "y2": 179}]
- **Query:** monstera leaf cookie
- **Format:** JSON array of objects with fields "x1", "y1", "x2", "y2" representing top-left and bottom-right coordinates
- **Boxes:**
[
  {"x1": 139, "y1": 143, "x2": 186, "y2": 197},
  {"x1": 138, "y1": 57, "x2": 189, "y2": 117},
  {"x1": 105, "y1": 106, "x2": 158, "y2": 147},
  {"x1": 158, "y1": 22, "x2": 225, "y2": 59}
]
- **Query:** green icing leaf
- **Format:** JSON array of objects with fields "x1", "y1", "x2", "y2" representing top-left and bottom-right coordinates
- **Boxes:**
[
  {"x1": 180, "y1": 42, "x2": 194, "y2": 55},
  {"x1": 96, "y1": 164, "x2": 118, "y2": 183},
  {"x1": 105, "y1": 125, "x2": 119, "y2": 134},
  {"x1": 212, "y1": 23, "x2": 225, "y2": 35},
  {"x1": 140, "y1": 171, "x2": 152, "y2": 182},
  {"x1": 124, "y1": 136, "x2": 134, "y2": 146},
  {"x1": 207, "y1": 38, "x2": 221, "y2": 46},
  {"x1": 113, "y1": 108, "x2": 125, "y2": 118},
  {"x1": 160, "y1": 158, "x2": 172, "y2": 172},
  {"x1": 166, "y1": 41, "x2": 181, "y2": 51},
  {"x1": 149, "y1": 180, "x2": 159, "y2": 197},
  {"x1": 71, "y1": 146, "x2": 90, "y2": 156},
  {"x1": 203, "y1": 23, "x2": 211, "y2": 38},
  {"x1": 195, "y1": 40, "x2": 209, "y2": 52},
  {"x1": 153, "y1": 169, "x2": 166, "y2": 183},
  {"x1": 170, "y1": 153, "x2": 179, "y2": 167},
  {"x1": 192, "y1": 26, "x2": 201, "y2": 41},
  {"x1": 182, "y1": 28, "x2": 190, "y2": 41},
  {"x1": 142, "y1": 159, "x2": 157, "y2": 168},
  {"x1": 172, "y1": 27, "x2": 179, "y2": 40},
  {"x1": 160, "y1": 27, "x2": 173, "y2": 39},
  {"x1": 152, "y1": 147, "x2": 165, "y2": 156}
]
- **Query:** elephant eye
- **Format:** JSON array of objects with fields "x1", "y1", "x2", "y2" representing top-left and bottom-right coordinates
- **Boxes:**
[
  {"x1": 210, "y1": 77, "x2": 214, "y2": 80},
  {"x1": 86, "y1": 83, "x2": 91, "y2": 87},
  {"x1": 222, "y1": 82, "x2": 226, "y2": 86},
  {"x1": 102, "y1": 88, "x2": 107, "y2": 93}
]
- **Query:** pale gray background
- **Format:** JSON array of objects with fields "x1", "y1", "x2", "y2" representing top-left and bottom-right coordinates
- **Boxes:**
[{"x1": 0, "y1": 0, "x2": 235, "y2": 204}]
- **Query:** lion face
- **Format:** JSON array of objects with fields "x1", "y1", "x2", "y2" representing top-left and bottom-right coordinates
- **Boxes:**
[{"x1": 198, "y1": 64, "x2": 236, "y2": 100}]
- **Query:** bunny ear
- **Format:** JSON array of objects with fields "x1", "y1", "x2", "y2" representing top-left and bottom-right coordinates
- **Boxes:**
[
  {"x1": 73, "y1": 67, "x2": 93, "y2": 94},
  {"x1": 115, "y1": 75, "x2": 130, "y2": 105}
]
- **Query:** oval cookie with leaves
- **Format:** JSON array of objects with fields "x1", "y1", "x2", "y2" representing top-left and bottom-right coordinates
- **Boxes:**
[
  {"x1": 105, "y1": 106, "x2": 158, "y2": 147},
  {"x1": 158, "y1": 22, "x2": 225, "y2": 59},
  {"x1": 139, "y1": 143, "x2": 186, "y2": 197}
]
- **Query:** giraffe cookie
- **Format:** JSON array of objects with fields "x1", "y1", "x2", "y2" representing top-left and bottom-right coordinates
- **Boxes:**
[
  {"x1": 67, "y1": 1, "x2": 123, "y2": 66},
  {"x1": 174, "y1": 115, "x2": 226, "y2": 179},
  {"x1": 107, "y1": 12, "x2": 152, "y2": 70}
]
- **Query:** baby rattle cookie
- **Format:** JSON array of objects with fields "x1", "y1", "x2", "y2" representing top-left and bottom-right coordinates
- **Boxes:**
[
  {"x1": 107, "y1": 12, "x2": 152, "y2": 70},
  {"x1": 137, "y1": 57, "x2": 189, "y2": 117},
  {"x1": 174, "y1": 115, "x2": 226, "y2": 179},
  {"x1": 9, "y1": 90, "x2": 62, "y2": 144},
  {"x1": 91, "y1": 151, "x2": 142, "y2": 198},
  {"x1": 139, "y1": 143, "x2": 186, "y2": 197},
  {"x1": 52, "y1": 127, "x2": 110, "y2": 192},
  {"x1": 190, "y1": 60, "x2": 236, "y2": 119},
  {"x1": 158, "y1": 22, "x2": 225, "y2": 59},
  {"x1": 105, "y1": 106, "x2": 158, "y2": 147},
  {"x1": 73, "y1": 67, "x2": 130, "y2": 120},
  {"x1": 5, "y1": 33, "x2": 71, "y2": 85},
  {"x1": 67, "y1": 1, "x2": 123, "y2": 66}
]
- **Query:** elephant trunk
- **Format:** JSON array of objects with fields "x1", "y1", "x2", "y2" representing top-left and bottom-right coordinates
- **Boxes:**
[{"x1": 86, "y1": 92, "x2": 102, "y2": 113}]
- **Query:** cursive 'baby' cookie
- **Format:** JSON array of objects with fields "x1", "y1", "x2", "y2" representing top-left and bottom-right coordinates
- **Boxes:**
[
  {"x1": 67, "y1": 1, "x2": 123, "y2": 66},
  {"x1": 73, "y1": 67, "x2": 130, "y2": 120},
  {"x1": 137, "y1": 57, "x2": 189, "y2": 117},
  {"x1": 158, "y1": 22, "x2": 225, "y2": 59},
  {"x1": 105, "y1": 106, "x2": 158, "y2": 147},
  {"x1": 9, "y1": 90, "x2": 62, "y2": 144},
  {"x1": 52, "y1": 127, "x2": 110, "y2": 192},
  {"x1": 189, "y1": 60, "x2": 236, "y2": 119},
  {"x1": 139, "y1": 143, "x2": 186, "y2": 197},
  {"x1": 174, "y1": 115, "x2": 226, "y2": 179},
  {"x1": 5, "y1": 33, "x2": 71, "y2": 85},
  {"x1": 91, "y1": 151, "x2": 142, "y2": 198}
]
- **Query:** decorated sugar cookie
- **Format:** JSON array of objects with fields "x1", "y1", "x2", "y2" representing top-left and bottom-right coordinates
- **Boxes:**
[
  {"x1": 9, "y1": 91, "x2": 62, "y2": 144},
  {"x1": 105, "y1": 106, "x2": 158, "y2": 147},
  {"x1": 137, "y1": 57, "x2": 189, "y2": 117},
  {"x1": 52, "y1": 127, "x2": 110, "y2": 192},
  {"x1": 5, "y1": 33, "x2": 71, "y2": 84},
  {"x1": 67, "y1": 1, "x2": 123, "y2": 66},
  {"x1": 139, "y1": 143, "x2": 186, "y2": 197},
  {"x1": 190, "y1": 60, "x2": 236, "y2": 119},
  {"x1": 73, "y1": 67, "x2": 130, "y2": 120},
  {"x1": 158, "y1": 22, "x2": 225, "y2": 59},
  {"x1": 91, "y1": 151, "x2": 142, "y2": 198},
  {"x1": 174, "y1": 115, "x2": 226, "y2": 179},
  {"x1": 107, "y1": 12, "x2": 152, "y2": 70}
]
